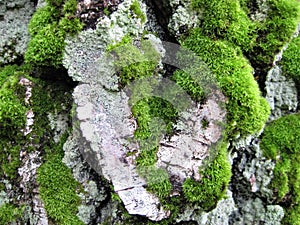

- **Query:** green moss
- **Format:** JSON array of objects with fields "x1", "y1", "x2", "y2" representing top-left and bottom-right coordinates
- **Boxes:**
[
  {"x1": 0, "y1": 66, "x2": 28, "y2": 179},
  {"x1": 130, "y1": 0, "x2": 146, "y2": 23},
  {"x1": 111, "y1": 38, "x2": 160, "y2": 87},
  {"x1": 25, "y1": 0, "x2": 83, "y2": 67},
  {"x1": 0, "y1": 204, "x2": 24, "y2": 224},
  {"x1": 191, "y1": 0, "x2": 256, "y2": 52},
  {"x1": 37, "y1": 133, "x2": 84, "y2": 225},
  {"x1": 182, "y1": 142, "x2": 231, "y2": 210},
  {"x1": 190, "y1": 0, "x2": 300, "y2": 81},
  {"x1": 172, "y1": 70, "x2": 205, "y2": 102},
  {"x1": 279, "y1": 36, "x2": 300, "y2": 82},
  {"x1": 180, "y1": 30, "x2": 270, "y2": 137},
  {"x1": 260, "y1": 113, "x2": 300, "y2": 225},
  {"x1": 247, "y1": 0, "x2": 300, "y2": 74},
  {"x1": 0, "y1": 64, "x2": 80, "y2": 223}
]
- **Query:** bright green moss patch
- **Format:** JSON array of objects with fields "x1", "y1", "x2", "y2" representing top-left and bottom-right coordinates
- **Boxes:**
[
  {"x1": 279, "y1": 36, "x2": 300, "y2": 82},
  {"x1": 190, "y1": 0, "x2": 300, "y2": 82},
  {"x1": 0, "y1": 204, "x2": 24, "y2": 224},
  {"x1": 260, "y1": 113, "x2": 300, "y2": 225},
  {"x1": 37, "y1": 133, "x2": 84, "y2": 225},
  {"x1": 191, "y1": 0, "x2": 256, "y2": 52},
  {"x1": 247, "y1": 0, "x2": 300, "y2": 74},
  {"x1": 130, "y1": 0, "x2": 146, "y2": 23},
  {"x1": 183, "y1": 143, "x2": 231, "y2": 210},
  {"x1": 25, "y1": 0, "x2": 83, "y2": 67},
  {"x1": 110, "y1": 38, "x2": 160, "y2": 87},
  {"x1": 180, "y1": 30, "x2": 270, "y2": 137}
]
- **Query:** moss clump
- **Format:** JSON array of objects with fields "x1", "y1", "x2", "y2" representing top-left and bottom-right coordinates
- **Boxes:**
[
  {"x1": 110, "y1": 38, "x2": 160, "y2": 87},
  {"x1": 191, "y1": 0, "x2": 256, "y2": 52},
  {"x1": 279, "y1": 36, "x2": 300, "y2": 82},
  {"x1": 179, "y1": 30, "x2": 270, "y2": 137},
  {"x1": 37, "y1": 133, "x2": 84, "y2": 225},
  {"x1": 25, "y1": 0, "x2": 83, "y2": 67},
  {"x1": 130, "y1": 0, "x2": 146, "y2": 23},
  {"x1": 190, "y1": 0, "x2": 300, "y2": 82},
  {"x1": 0, "y1": 204, "x2": 24, "y2": 224},
  {"x1": 0, "y1": 66, "x2": 28, "y2": 179},
  {"x1": 260, "y1": 113, "x2": 300, "y2": 225},
  {"x1": 183, "y1": 142, "x2": 231, "y2": 210},
  {"x1": 247, "y1": 0, "x2": 300, "y2": 76}
]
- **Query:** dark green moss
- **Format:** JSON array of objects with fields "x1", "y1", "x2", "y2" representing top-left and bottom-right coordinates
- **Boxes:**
[
  {"x1": 279, "y1": 36, "x2": 300, "y2": 82},
  {"x1": 180, "y1": 30, "x2": 270, "y2": 137},
  {"x1": 0, "y1": 204, "x2": 24, "y2": 224},
  {"x1": 37, "y1": 133, "x2": 84, "y2": 225},
  {"x1": 0, "y1": 66, "x2": 28, "y2": 179},
  {"x1": 25, "y1": 0, "x2": 83, "y2": 67},
  {"x1": 260, "y1": 113, "x2": 300, "y2": 225}
]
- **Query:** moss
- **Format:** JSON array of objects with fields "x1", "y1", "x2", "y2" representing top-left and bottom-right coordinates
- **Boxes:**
[
  {"x1": 190, "y1": 0, "x2": 300, "y2": 82},
  {"x1": 130, "y1": 0, "x2": 146, "y2": 23},
  {"x1": 0, "y1": 64, "x2": 80, "y2": 223},
  {"x1": 110, "y1": 38, "x2": 160, "y2": 87},
  {"x1": 0, "y1": 66, "x2": 28, "y2": 179},
  {"x1": 191, "y1": 0, "x2": 256, "y2": 52},
  {"x1": 260, "y1": 113, "x2": 300, "y2": 225},
  {"x1": 37, "y1": 133, "x2": 84, "y2": 225},
  {"x1": 180, "y1": 30, "x2": 270, "y2": 137},
  {"x1": 182, "y1": 142, "x2": 231, "y2": 210},
  {"x1": 279, "y1": 36, "x2": 300, "y2": 82},
  {"x1": 25, "y1": 0, "x2": 83, "y2": 68},
  {"x1": 0, "y1": 204, "x2": 24, "y2": 224},
  {"x1": 247, "y1": 0, "x2": 300, "y2": 75}
]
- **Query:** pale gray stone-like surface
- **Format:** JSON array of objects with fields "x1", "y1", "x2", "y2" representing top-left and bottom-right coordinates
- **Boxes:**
[
  {"x1": 0, "y1": 0, "x2": 35, "y2": 65},
  {"x1": 0, "y1": 191, "x2": 8, "y2": 207},
  {"x1": 157, "y1": 90, "x2": 226, "y2": 183},
  {"x1": 229, "y1": 137, "x2": 284, "y2": 225},
  {"x1": 63, "y1": 0, "x2": 146, "y2": 83},
  {"x1": 176, "y1": 190, "x2": 237, "y2": 225},
  {"x1": 233, "y1": 198, "x2": 284, "y2": 225},
  {"x1": 249, "y1": 0, "x2": 269, "y2": 22},
  {"x1": 73, "y1": 83, "x2": 170, "y2": 221},
  {"x1": 47, "y1": 112, "x2": 69, "y2": 143},
  {"x1": 168, "y1": 0, "x2": 199, "y2": 37},
  {"x1": 265, "y1": 23, "x2": 300, "y2": 121},
  {"x1": 63, "y1": 128, "x2": 107, "y2": 224},
  {"x1": 265, "y1": 66, "x2": 298, "y2": 121},
  {"x1": 18, "y1": 151, "x2": 48, "y2": 225}
]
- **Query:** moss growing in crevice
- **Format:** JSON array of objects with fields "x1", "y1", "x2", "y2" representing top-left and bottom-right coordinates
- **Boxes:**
[
  {"x1": 260, "y1": 113, "x2": 300, "y2": 225},
  {"x1": 0, "y1": 64, "x2": 82, "y2": 223},
  {"x1": 130, "y1": 0, "x2": 146, "y2": 23},
  {"x1": 0, "y1": 65, "x2": 30, "y2": 179},
  {"x1": 279, "y1": 35, "x2": 300, "y2": 83},
  {"x1": 25, "y1": 0, "x2": 83, "y2": 67},
  {"x1": 37, "y1": 132, "x2": 84, "y2": 225}
]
